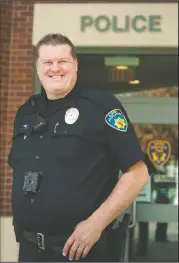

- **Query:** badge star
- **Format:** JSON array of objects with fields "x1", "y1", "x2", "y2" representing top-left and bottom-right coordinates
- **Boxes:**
[{"x1": 114, "y1": 117, "x2": 125, "y2": 129}]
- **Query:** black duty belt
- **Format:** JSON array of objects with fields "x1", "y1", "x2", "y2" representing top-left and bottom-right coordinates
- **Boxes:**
[{"x1": 23, "y1": 230, "x2": 46, "y2": 250}]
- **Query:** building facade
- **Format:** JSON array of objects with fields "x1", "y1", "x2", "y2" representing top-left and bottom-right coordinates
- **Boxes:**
[{"x1": 0, "y1": 0, "x2": 178, "y2": 260}]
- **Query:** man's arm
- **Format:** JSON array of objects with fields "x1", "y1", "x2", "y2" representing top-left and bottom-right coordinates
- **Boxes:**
[
  {"x1": 63, "y1": 160, "x2": 149, "y2": 260},
  {"x1": 89, "y1": 160, "x2": 149, "y2": 230}
]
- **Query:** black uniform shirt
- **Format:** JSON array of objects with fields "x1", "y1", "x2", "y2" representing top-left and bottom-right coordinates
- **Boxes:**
[{"x1": 8, "y1": 85, "x2": 144, "y2": 234}]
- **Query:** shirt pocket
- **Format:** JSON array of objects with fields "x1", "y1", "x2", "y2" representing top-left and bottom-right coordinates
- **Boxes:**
[
  {"x1": 50, "y1": 122, "x2": 105, "y2": 145},
  {"x1": 50, "y1": 123, "x2": 84, "y2": 146},
  {"x1": 8, "y1": 124, "x2": 33, "y2": 167}
]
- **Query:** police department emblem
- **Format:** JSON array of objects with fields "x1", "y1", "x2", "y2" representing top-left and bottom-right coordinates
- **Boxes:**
[
  {"x1": 105, "y1": 109, "x2": 128, "y2": 132},
  {"x1": 65, "y1": 108, "x2": 79, "y2": 124},
  {"x1": 147, "y1": 140, "x2": 171, "y2": 167}
]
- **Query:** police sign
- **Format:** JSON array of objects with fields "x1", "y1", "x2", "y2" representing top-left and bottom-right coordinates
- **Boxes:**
[
  {"x1": 33, "y1": 3, "x2": 178, "y2": 47},
  {"x1": 80, "y1": 15, "x2": 161, "y2": 33}
]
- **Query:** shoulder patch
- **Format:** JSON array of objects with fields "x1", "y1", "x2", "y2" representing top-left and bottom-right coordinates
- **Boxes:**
[{"x1": 105, "y1": 109, "x2": 128, "y2": 132}]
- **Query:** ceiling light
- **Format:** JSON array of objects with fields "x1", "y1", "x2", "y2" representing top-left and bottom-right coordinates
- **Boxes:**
[
  {"x1": 116, "y1": 66, "x2": 128, "y2": 70},
  {"x1": 129, "y1": 80, "x2": 140, "y2": 84}
]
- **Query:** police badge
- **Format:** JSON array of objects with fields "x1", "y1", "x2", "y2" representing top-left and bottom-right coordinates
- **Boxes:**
[
  {"x1": 147, "y1": 140, "x2": 171, "y2": 167},
  {"x1": 65, "y1": 108, "x2": 79, "y2": 124}
]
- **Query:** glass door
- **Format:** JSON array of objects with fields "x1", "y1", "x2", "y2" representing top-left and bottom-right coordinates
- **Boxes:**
[
  {"x1": 116, "y1": 94, "x2": 178, "y2": 262},
  {"x1": 133, "y1": 123, "x2": 178, "y2": 262}
]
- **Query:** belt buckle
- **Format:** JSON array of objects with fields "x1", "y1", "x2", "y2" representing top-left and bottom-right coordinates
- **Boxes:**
[{"x1": 37, "y1": 233, "x2": 45, "y2": 250}]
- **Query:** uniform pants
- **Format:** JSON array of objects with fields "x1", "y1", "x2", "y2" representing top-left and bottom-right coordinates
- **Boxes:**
[
  {"x1": 155, "y1": 223, "x2": 168, "y2": 241},
  {"x1": 18, "y1": 234, "x2": 108, "y2": 262}
]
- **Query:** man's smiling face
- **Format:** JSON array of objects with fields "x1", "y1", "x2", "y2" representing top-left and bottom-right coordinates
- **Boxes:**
[{"x1": 36, "y1": 44, "x2": 78, "y2": 99}]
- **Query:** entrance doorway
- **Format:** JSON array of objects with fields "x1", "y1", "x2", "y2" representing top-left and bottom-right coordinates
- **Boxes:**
[
  {"x1": 77, "y1": 52, "x2": 178, "y2": 262},
  {"x1": 118, "y1": 96, "x2": 178, "y2": 262}
]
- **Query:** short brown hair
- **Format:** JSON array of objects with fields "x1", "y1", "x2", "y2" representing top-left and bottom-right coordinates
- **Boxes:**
[{"x1": 35, "y1": 33, "x2": 77, "y2": 59}]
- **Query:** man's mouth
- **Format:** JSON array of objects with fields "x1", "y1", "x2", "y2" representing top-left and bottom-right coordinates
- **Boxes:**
[{"x1": 50, "y1": 75, "x2": 64, "y2": 79}]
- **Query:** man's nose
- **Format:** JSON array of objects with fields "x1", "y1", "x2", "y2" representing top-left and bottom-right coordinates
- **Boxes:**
[{"x1": 51, "y1": 62, "x2": 61, "y2": 72}]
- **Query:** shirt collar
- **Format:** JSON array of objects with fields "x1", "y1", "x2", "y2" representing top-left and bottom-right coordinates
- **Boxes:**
[
  {"x1": 41, "y1": 82, "x2": 81, "y2": 99},
  {"x1": 39, "y1": 83, "x2": 81, "y2": 117}
]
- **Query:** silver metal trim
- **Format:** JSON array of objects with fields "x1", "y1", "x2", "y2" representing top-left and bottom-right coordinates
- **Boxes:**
[
  {"x1": 37, "y1": 233, "x2": 45, "y2": 250},
  {"x1": 128, "y1": 200, "x2": 136, "y2": 228}
]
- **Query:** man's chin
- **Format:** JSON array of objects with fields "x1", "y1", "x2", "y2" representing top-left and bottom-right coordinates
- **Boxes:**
[
  {"x1": 45, "y1": 86, "x2": 73, "y2": 99},
  {"x1": 47, "y1": 86, "x2": 65, "y2": 93}
]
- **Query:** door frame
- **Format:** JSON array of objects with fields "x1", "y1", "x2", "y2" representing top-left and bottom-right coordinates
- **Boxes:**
[
  {"x1": 115, "y1": 96, "x2": 178, "y2": 124},
  {"x1": 117, "y1": 95, "x2": 178, "y2": 222}
]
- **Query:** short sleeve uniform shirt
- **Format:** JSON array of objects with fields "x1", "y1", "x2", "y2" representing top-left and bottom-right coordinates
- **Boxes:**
[{"x1": 8, "y1": 86, "x2": 144, "y2": 234}]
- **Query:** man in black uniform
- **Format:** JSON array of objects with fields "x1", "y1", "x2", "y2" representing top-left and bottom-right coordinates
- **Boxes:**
[{"x1": 8, "y1": 33, "x2": 149, "y2": 262}]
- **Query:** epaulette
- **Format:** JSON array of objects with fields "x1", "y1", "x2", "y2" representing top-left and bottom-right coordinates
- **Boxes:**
[
  {"x1": 26, "y1": 94, "x2": 42, "y2": 108},
  {"x1": 17, "y1": 94, "x2": 41, "y2": 111},
  {"x1": 80, "y1": 89, "x2": 122, "y2": 113},
  {"x1": 15, "y1": 94, "x2": 42, "y2": 119}
]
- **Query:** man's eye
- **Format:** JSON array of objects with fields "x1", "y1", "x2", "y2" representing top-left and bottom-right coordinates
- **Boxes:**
[
  {"x1": 44, "y1": 61, "x2": 51, "y2": 64},
  {"x1": 59, "y1": 60, "x2": 67, "y2": 63}
]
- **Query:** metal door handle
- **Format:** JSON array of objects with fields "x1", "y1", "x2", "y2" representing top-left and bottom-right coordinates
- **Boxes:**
[{"x1": 128, "y1": 200, "x2": 136, "y2": 228}]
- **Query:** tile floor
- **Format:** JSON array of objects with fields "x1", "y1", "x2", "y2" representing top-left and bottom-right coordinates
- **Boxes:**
[{"x1": 132, "y1": 222, "x2": 178, "y2": 262}]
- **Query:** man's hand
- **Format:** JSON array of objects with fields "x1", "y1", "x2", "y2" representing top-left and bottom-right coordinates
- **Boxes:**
[{"x1": 62, "y1": 219, "x2": 102, "y2": 261}]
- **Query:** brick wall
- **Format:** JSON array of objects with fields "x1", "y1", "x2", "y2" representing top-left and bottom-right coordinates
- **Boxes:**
[
  {"x1": 0, "y1": 0, "x2": 13, "y2": 216},
  {"x1": 0, "y1": 0, "x2": 34, "y2": 216}
]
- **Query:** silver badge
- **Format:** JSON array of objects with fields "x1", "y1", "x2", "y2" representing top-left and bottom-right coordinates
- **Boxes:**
[{"x1": 65, "y1": 108, "x2": 79, "y2": 124}]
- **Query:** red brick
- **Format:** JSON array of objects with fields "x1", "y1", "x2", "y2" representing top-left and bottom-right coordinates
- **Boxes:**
[
  {"x1": 10, "y1": 73, "x2": 26, "y2": 79},
  {"x1": 11, "y1": 49, "x2": 27, "y2": 56},
  {"x1": 10, "y1": 62, "x2": 26, "y2": 67}
]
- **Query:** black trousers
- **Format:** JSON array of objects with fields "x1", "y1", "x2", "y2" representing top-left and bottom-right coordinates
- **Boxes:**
[
  {"x1": 155, "y1": 223, "x2": 168, "y2": 241},
  {"x1": 18, "y1": 234, "x2": 108, "y2": 262}
]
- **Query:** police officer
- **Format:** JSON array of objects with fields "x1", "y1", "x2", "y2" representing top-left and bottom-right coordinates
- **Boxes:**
[{"x1": 8, "y1": 33, "x2": 149, "y2": 262}]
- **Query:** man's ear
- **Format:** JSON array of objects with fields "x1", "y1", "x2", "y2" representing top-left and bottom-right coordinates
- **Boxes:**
[
  {"x1": 36, "y1": 62, "x2": 39, "y2": 75},
  {"x1": 75, "y1": 59, "x2": 78, "y2": 72}
]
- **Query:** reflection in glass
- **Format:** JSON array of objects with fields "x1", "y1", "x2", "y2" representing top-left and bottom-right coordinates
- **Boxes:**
[{"x1": 133, "y1": 123, "x2": 178, "y2": 206}]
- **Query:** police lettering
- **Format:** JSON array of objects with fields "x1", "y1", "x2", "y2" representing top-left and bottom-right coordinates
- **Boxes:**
[{"x1": 81, "y1": 15, "x2": 161, "y2": 33}]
